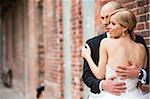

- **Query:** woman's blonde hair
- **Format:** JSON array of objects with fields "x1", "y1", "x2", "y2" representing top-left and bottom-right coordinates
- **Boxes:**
[{"x1": 110, "y1": 8, "x2": 137, "y2": 34}]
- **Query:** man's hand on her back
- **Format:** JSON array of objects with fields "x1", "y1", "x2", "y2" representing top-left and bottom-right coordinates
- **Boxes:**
[
  {"x1": 116, "y1": 60, "x2": 140, "y2": 80},
  {"x1": 139, "y1": 84, "x2": 150, "y2": 93},
  {"x1": 101, "y1": 76, "x2": 126, "y2": 96}
]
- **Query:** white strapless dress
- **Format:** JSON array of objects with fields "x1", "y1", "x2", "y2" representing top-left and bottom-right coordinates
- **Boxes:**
[{"x1": 89, "y1": 65, "x2": 149, "y2": 99}]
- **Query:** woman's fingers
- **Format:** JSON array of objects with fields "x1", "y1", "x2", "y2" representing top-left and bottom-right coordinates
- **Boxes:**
[
  {"x1": 85, "y1": 44, "x2": 90, "y2": 49},
  {"x1": 85, "y1": 44, "x2": 91, "y2": 54},
  {"x1": 81, "y1": 44, "x2": 89, "y2": 57},
  {"x1": 81, "y1": 46, "x2": 86, "y2": 57}
]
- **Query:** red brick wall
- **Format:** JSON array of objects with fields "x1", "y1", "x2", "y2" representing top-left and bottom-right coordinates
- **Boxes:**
[
  {"x1": 70, "y1": 0, "x2": 83, "y2": 99},
  {"x1": 37, "y1": 0, "x2": 45, "y2": 86},
  {"x1": 28, "y1": 0, "x2": 40, "y2": 98},
  {"x1": 44, "y1": 0, "x2": 64, "y2": 99},
  {"x1": 43, "y1": 0, "x2": 84, "y2": 99}
]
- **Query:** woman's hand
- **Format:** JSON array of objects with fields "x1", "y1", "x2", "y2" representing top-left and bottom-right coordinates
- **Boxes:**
[{"x1": 81, "y1": 44, "x2": 91, "y2": 59}]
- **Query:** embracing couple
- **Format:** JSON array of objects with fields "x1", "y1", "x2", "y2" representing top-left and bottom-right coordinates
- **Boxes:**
[{"x1": 81, "y1": 1, "x2": 149, "y2": 99}]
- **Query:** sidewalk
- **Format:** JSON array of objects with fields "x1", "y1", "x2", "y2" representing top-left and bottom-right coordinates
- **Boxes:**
[
  {"x1": 0, "y1": 79, "x2": 24, "y2": 99},
  {"x1": 0, "y1": 87, "x2": 24, "y2": 99}
]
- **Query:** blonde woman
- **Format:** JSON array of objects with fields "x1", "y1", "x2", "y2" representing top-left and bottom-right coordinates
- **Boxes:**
[{"x1": 82, "y1": 8, "x2": 149, "y2": 99}]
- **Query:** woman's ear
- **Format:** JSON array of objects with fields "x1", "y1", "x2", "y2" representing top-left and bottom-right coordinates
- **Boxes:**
[
  {"x1": 121, "y1": 27, "x2": 128, "y2": 36},
  {"x1": 122, "y1": 27, "x2": 128, "y2": 33}
]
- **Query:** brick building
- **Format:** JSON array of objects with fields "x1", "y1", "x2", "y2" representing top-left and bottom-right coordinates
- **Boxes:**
[{"x1": 0, "y1": 0, "x2": 149, "y2": 99}]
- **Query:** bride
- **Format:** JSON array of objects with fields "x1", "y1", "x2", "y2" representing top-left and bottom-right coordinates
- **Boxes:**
[{"x1": 81, "y1": 8, "x2": 149, "y2": 99}]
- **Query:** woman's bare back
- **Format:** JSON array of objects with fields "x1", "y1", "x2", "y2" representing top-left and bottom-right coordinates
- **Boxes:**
[{"x1": 103, "y1": 37, "x2": 147, "y2": 69}]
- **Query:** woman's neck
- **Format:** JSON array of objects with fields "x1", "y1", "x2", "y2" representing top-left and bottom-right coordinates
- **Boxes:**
[
  {"x1": 121, "y1": 33, "x2": 132, "y2": 39},
  {"x1": 114, "y1": 33, "x2": 132, "y2": 40}
]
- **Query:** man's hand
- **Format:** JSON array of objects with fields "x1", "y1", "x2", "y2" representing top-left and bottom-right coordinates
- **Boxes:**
[
  {"x1": 116, "y1": 60, "x2": 140, "y2": 80},
  {"x1": 101, "y1": 76, "x2": 126, "y2": 96},
  {"x1": 139, "y1": 84, "x2": 150, "y2": 93}
]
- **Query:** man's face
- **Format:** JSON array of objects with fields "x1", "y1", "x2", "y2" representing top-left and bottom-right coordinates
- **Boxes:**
[{"x1": 100, "y1": 7, "x2": 115, "y2": 32}]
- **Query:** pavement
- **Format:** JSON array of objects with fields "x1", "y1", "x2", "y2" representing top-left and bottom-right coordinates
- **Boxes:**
[{"x1": 0, "y1": 79, "x2": 24, "y2": 99}]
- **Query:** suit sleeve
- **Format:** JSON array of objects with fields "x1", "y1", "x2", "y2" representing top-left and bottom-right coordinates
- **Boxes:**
[
  {"x1": 136, "y1": 36, "x2": 149, "y2": 84},
  {"x1": 82, "y1": 41, "x2": 101, "y2": 93},
  {"x1": 142, "y1": 39, "x2": 149, "y2": 84}
]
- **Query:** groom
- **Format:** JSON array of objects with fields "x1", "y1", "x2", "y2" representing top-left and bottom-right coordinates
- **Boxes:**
[{"x1": 82, "y1": 1, "x2": 149, "y2": 97}]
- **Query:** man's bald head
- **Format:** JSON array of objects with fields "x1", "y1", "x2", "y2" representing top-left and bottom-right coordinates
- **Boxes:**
[
  {"x1": 101, "y1": 1, "x2": 122, "y2": 14},
  {"x1": 100, "y1": 1, "x2": 122, "y2": 32}
]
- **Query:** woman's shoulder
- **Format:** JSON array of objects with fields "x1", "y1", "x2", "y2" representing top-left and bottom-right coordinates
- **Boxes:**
[
  {"x1": 101, "y1": 38, "x2": 108, "y2": 44},
  {"x1": 100, "y1": 38, "x2": 113, "y2": 48},
  {"x1": 133, "y1": 42, "x2": 146, "y2": 56},
  {"x1": 136, "y1": 43, "x2": 146, "y2": 52},
  {"x1": 101, "y1": 38, "x2": 114, "y2": 44}
]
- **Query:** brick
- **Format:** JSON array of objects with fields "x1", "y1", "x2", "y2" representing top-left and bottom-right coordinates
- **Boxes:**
[
  {"x1": 147, "y1": 13, "x2": 150, "y2": 21},
  {"x1": 139, "y1": 15, "x2": 146, "y2": 22},
  {"x1": 137, "y1": 23, "x2": 145, "y2": 30},
  {"x1": 138, "y1": 0, "x2": 146, "y2": 7},
  {"x1": 146, "y1": 22, "x2": 150, "y2": 29},
  {"x1": 137, "y1": 7, "x2": 148, "y2": 14},
  {"x1": 140, "y1": 31, "x2": 149, "y2": 37},
  {"x1": 145, "y1": 39, "x2": 150, "y2": 45}
]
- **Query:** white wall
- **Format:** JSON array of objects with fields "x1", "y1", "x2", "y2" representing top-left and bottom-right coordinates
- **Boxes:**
[
  {"x1": 62, "y1": 0, "x2": 72, "y2": 99},
  {"x1": 82, "y1": 0, "x2": 95, "y2": 98}
]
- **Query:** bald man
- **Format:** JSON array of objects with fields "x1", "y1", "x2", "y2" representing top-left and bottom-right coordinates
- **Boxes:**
[{"x1": 82, "y1": 1, "x2": 149, "y2": 98}]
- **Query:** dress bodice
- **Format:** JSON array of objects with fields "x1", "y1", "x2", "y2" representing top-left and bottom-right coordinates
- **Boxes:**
[
  {"x1": 89, "y1": 65, "x2": 149, "y2": 99},
  {"x1": 106, "y1": 65, "x2": 139, "y2": 92}
]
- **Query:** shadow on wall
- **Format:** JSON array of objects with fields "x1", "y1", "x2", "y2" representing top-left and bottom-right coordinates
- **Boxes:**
[{"x1": 2, "y1": 69, "x2": 12, "y2": 88}]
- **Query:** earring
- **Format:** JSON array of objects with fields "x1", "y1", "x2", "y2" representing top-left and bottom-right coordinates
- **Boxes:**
[{"x1": 122, "y1": 32, "x2": 125, "y2": 36}]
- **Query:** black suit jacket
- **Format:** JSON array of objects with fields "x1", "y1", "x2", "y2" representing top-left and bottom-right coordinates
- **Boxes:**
[{"x1": 82, "y1": 32, "x2": 149, "y2": 94}]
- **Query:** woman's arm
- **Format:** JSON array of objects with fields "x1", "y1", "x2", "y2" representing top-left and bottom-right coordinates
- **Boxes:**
[
  {"x1": 82, "y1": 39, "x2": 108, "y2": 79},
  {"x1": 98, "y1": 39, "x2": 108, "y2": 79}
]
